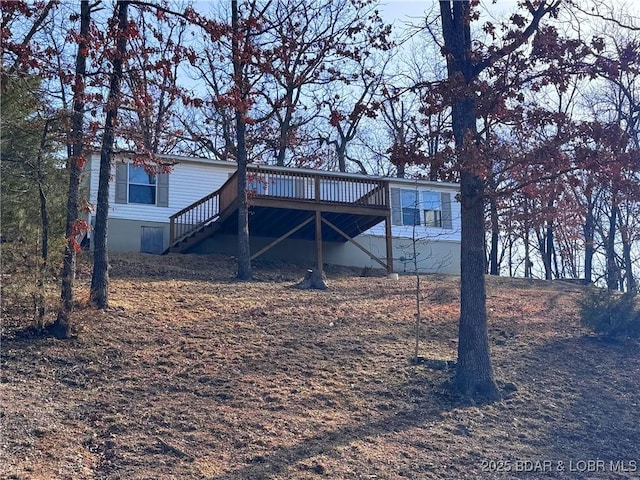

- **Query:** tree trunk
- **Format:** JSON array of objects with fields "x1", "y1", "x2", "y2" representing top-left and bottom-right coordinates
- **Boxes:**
[
  {"x1": 294, "y1": 269, "x2": 328, "y2": 290},
  {"x1": 232, "y1": 0, "x2": 252, "y2": 280},
  {"x1": 545, "y1": 223, "x2": 554, "y2": 280},
  {"x1": 536, "y1": 224, "x2": 552, "y2": 280},
  {"x1": 523, "y1": 199, "x2": 532, "y2": 278},
  {"x1": 440, "y1": 0, "x2": 499, "y2": 402},
  {"x1": 552, "y1": 232, "x2": 560, "y2": 279},
  {"x1": 275, "y1": 88, "x2": 294, "y2": 167},
  {"x1": 583, "y1": 194, "x2": 595, "y2": 284},
  {"x1": 412, "y1": 219, "x2": 421, "y2": 361},
  {"x1": 622, "y1": 239, "x2": 635, "y2": 293},
  {"x1": 456, "y1": 172, "x2": 499, "y2": 400},
  {"x1": 618, "y1": 211, "x2": 636, "y2": 293},
  {"x1": 489, "y1": 195, "x2": 499, "y2": 276},
  {"x1": 53, "y1": 0, "x2": 90, "y2": 338},
  {"x1": 508, "y1": 231, "x2": 513, "y2": 277},
  {"x1": 36, "y1": 166, "x2": 49, "y2": 328},
  {"x1": 236, "y1": 114, "x2": 252, "y2": 280},
  {"x1": 34, "y1": 119, "x2": 52, "y2": 328},
  {"x1": 337, "y1": 143, "x2": 347, "y2": 173},
  {"x1": 605, "y1": 199, "x2": 618, "y2": 291},
  {"x1": 90, "y1": 0, "x2": 129, "y2": 308},
  {"x1": 38, "y1": 182, "x2": 49, "y2": 270}
]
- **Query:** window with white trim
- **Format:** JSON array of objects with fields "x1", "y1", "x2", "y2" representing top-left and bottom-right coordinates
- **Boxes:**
[
  {"x1": 128, "y1": 164, "x2": 156, "y2": 204},
  {"x1": 421, "y1": 191, "x2": 442, "y2": 228},
  {"x1": 392, "y1": 188, "x2": 452, "y2": 229},
  {"x1": 399, "y1": 190, "x2": 442, "y2": 227},
  {"x1": 114, "y1": 162, "x2": 169, "y2": 207}
]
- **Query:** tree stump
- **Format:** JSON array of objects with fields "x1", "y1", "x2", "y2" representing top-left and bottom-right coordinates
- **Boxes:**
[{"x1": 294, "y1": 269, "x2": 328, "y2": 290}]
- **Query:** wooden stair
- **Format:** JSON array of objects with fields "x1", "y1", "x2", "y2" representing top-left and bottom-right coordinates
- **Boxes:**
[
  {"x1": 166, "y1": 220, "x2": 222, "y2": 254},
  {"x1": 165, "y1": 198, "x2": 239, "y2": 254}
]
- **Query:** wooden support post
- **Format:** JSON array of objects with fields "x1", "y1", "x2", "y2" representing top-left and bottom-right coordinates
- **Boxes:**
[
  {"x1": 294, "y1": 209, "x2": 328, "y2": 290},
  {"x1": 315, "y1": 210, "x2": 323, "y2": 274},
  {"x1": 385, "y1": 214, "x2": 393, "y2": 274},
  {"x1": 384, "y1": 182, "x2": 393, "y2": 274}
]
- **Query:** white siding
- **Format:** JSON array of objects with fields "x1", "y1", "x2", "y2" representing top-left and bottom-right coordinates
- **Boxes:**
[
  {"x1": 87, "y1": 154, "x2": 100, "y2": 207},
  {"x1": 364, "y1": 182, "x2": 461, "y2": 243},
  {"x1": 87, "y1": 153, "x2": 236, "y2": 223},
  {"x1": 85, "y1": 154, "x2": 461, "y2": 248}
]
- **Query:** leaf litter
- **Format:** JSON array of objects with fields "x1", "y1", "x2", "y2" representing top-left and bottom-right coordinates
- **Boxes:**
[{"x1": 1, "y1": 253, "x2": 639, "y2": 479}]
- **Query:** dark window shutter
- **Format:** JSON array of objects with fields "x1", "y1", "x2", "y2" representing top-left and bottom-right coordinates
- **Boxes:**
[
  {"x1": 441, "y1": 192, "x2": 452, "y2": 229},
  {"x1": 115, "y1": 162, "x2": 128, "y2": 204},
  {"x1": 390, "y1": 188, "x2": 402, "y2": 226},
  {"x1": 157, "y1": 172, "x2": 169, "y2": 207}
]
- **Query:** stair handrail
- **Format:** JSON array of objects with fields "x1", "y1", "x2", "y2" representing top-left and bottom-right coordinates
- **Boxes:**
[
  {"x1": 354, "y1": 180, "x2": 388, "y2": 207},
  {"x1": 169, "y1": 189, "x2": 221, "y2": 245},
  {"x1": 169, "y1": 171, "x2": 240, "y2": 246}
]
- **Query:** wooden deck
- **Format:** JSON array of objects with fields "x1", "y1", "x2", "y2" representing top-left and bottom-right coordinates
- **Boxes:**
[{"x1": 167, "y1": 165, "x2": 393, "y2": 271}]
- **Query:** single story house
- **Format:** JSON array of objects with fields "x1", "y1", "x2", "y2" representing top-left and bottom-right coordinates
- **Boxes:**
[{"x1": 84, "y1": 153, "x2": 461, "y2": 274}]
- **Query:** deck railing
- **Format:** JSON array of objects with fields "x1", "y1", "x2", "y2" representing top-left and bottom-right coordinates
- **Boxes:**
[
  {"x1": 169, "y1": 165, "x2": 389, "y2": 246},
  {"x1": 169, "y1": 190, "x2": 221, "y2": 245},
  {"x1": 247, "y1": 165, "x2": 388, "y2": 206}
]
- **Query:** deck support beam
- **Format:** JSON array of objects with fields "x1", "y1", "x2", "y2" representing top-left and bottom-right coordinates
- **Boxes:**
[
  {"x1": 250, "y1": 215, "x2": 314, "y2": 261},
  {"x1": 321, "y1": 217, "x2": 390, "y2": 272},
  {"x1": 316, "y1": 210, "x2": 323, "y2": 274}
]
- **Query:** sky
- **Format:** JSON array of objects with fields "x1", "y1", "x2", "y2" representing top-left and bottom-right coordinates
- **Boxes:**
[
  {"x1": 377, "y1": 0, "x2": 522, "y2": 25},
  {"x1": 375, "y1": 0, "x2": 639, "y2": 30}
]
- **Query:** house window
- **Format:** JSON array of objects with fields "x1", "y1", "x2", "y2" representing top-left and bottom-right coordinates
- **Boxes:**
[
  {"x1": 422, "y1": 191, "x2": 442, "y2": 228},
  {"x1": 401, "y1": 190, "x2": 421, "y2": 226},
  {"x1": 128, "y1": 164, "x2": 156, "y2": 205},
  {"x1": 115, "y1": 162, "x2": 168, "y2": 207},
  {"x1": 398, "y1": 189, "x2": 444, "y2": 228}
]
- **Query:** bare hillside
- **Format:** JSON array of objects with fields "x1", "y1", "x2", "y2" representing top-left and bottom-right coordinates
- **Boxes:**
[{"x1": 1, "y1": 253, "x2": 639, "y2": 479}]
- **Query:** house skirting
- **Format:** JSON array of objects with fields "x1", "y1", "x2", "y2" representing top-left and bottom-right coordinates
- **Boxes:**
[
  {"x1": 192, "y1": 233, "x2": 461, "y2": 275},
  {"x1": 96, "y1": 218, "x2": 170, "y2": 254},
  {"x1": 101, "y1": 218, "x2": 460, "y2": 275}
]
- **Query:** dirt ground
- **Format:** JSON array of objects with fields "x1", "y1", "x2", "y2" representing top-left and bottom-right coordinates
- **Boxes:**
[{"x1": 1, "y1": 253, "x2": 639, "y2": 480}]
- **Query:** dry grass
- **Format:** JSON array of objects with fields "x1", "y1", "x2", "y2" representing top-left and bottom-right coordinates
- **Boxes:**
[{"x1": 1, "y1": 253, "x2": 639, "y2": 479}]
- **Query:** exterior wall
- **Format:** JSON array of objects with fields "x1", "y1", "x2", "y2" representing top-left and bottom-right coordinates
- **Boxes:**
[
  {"x1": 102, "y1": 218, "x2": 170, "y2": 253},
  {"x1": 192, "y1": 233, "x2": 461, "y2": 275},
  {"x1": 372, "y1": 179, "x2": 461, "y2": 242},
  {"x1": 103, "y1": 222, "x2": 461, "y2": 274},
  {"x1": 326, "y1": 235, "x2": 460, "y2": 275},
  {"x1": 85, "y1": 153, "x2": 461, "y2": 274},
  {"x1": 86, "y1": 153, "x2": 236, "y2": 224}
]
